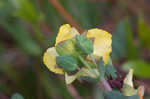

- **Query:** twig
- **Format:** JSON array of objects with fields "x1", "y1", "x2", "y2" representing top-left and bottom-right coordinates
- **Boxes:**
[
  {"x1": 67, "y1": 84, "x2": 82, "y2": 99},
  {"x1": 101, "y1": 79, "x2": 112, "y2": 91},
  {"x1": 48, "y1": 0, "x2": 83, "y2": 32}
]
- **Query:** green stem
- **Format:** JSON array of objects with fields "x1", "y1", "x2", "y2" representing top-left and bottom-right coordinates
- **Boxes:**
[
  {"x1": 79, "y1": 55, "x2": 112, "y2": 91},
  {"x1": 101, "y1": 79, "x2": 112, "y2": 91},
  {"x1": 89, "y1": 54, "x2": 97, "y2": 67},
  {"x1": 78, "y1": 55, "x2": 98, "y2": 77},
  {"x1": 89, "y1": 55, "x2": 112, "y2": 91}
]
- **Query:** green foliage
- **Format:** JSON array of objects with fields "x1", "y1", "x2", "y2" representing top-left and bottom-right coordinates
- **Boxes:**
[
  {"x1": 56, "y1": 39, "x2": 78, "y2": 57},
  {"x1": 122, "y1": 60, "x2": 150, "y2": 78},
  {"x1": 98, "y1": 57, "x2": 105, "y2": 80},
  {"x1": 56, "y1": 56, "x2": 78, "y2": 72},
  {"x1": 138, "y1": 19, "x2": 150, "y2": 50},
  {"x1": 112, "y1": 19, "x2": 127, "y2": 59},
  {"x1": 105, "y1": 58, "x2": 117, "y2": 78},
  {"x1": 125, "y1": 19, "x2": 139, "y2": 60},
  {"x1": 76, "y1": 35, "x2": 93, "y2": 54},
  {"x1": 11, "y1": 0, "x2": 43, "y2": 24},
  {"x1": 112, "y1": 19, "x2": 138, "y2": 60},
  {"x1": 0, "y1": 0, "x2": 150, "y2": 98},
  {"x1": 1, "y1": 22, "x2": 42, "y2": 56}
]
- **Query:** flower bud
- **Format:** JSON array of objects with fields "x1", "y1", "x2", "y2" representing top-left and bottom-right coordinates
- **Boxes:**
[{"x1": 56, "y1": 39, "x2": 78, "y2": 57}]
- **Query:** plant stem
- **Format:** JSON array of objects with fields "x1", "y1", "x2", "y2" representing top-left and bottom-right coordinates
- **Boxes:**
[
  {"x1": 48, "y1": 0, "x2": 83, "y2": 33},
  {"x1": 89, "y1": 54, "x2": 97, "y2": 67},
  {"x1": 89, "y1": 55, "x2": 112, "y2": 91},
  {"x1": 101, "y1": 78, "x2": 112, "y2": 91},
  {"x1": 78, "y1": 55, "x2": 98, "y2": 77},
  {"x1": 67, "y1": 84, "x2": 82, "y2": 99}
]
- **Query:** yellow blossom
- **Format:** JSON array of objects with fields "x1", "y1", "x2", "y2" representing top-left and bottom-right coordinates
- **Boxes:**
[
  {"x1": 87, "y1": 28, "x2": 112, "y2": 64},
  {"x1": 43, "y1": 24, "x2": 112, "y2": 84},
  {"x1": 43, "y1": 47, "x2": 64, "y2": 74}
]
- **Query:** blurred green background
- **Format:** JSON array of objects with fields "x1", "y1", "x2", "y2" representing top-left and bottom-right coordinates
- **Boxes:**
[{"x1": 0, "y1": 0, "x2": 150, "y2": 99}]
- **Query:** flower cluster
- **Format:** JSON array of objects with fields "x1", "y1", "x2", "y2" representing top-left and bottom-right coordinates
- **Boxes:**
[
  {"x1": 43, "y1": 24, "x2": 144, "y2": 98},
  {"x1": 43, "y1": 24, "x2": 112, "y2": 84}
]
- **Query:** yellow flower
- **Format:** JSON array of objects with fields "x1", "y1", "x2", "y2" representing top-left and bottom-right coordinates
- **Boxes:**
[
  {"x1": 43, "y1": 24, "x2": 112, "y2": 84},
  {"x1": 43, "y1": 47, "x2": 64, "y2": 74},
  {"x1": 55, "y1": 24, "x2": 79, "y2": 46},
  {"x1": 87, "y1": 28, "x2": 112, "y2": 64},
  {"x1": 43, "y1": 24, "x2": 79, "y2": 74}
]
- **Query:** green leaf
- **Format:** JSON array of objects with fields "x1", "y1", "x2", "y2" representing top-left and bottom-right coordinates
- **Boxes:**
[
  {"x1": 138, "y1": 19, "x2": 150, "y2": 50},
  {"x1": 105, "y1": 58, "x2": 117, "y2": 78},
  {"x1": 125, "y1": 19, "x2": 139, "y2": 60},
  {"x1": 11, "y1": 0, "x2": 43, "y2": 24},
  {"x1": 56, "y1": 39, "x2": 78, "y2": 57},
  {"x1": 56, "y1": 56, "x2": 78, "y2": 72},
  {"x1": 112, "y1": 18, "x2": 138, "y2": 60},
  {"x1": 112, "y1": 19, "x2": 127, "y2": 59},
  {"x1": 122, "y1": 60, "x2": 150, "y2": 78},
  {"x1": 98, "y1": 57, "x2": 105, "y2": 80},
  {"x1": 11, "y1": 93, "x2": 24, "y2": 99},
  {"x1": 76, "y1": 35, "x2": 93, "y2": 54}
]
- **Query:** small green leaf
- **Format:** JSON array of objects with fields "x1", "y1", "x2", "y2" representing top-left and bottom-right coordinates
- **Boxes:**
[
  {"x1": 56, "y1": 56, "x2": 78, "y2": 72},
  {"x1": 138, "y1": 19, "x2": 150, "y2": 50},
  {"x1": 56, "y1": 39, "x2": 78, "y2": 57},
  {"x1": 122, "y1": 60, "x2": 150, "y2": 78},
  {"x1": 105, "y1": 58, "x2": 117, "y2": 78},
  {"x1": 76, "y1": 35, "x2": 93, "y2": 54},
  {"x1": 11, "y1": 93, "x2": 24, "y2": 99},
  {"x1": 98, "y1": 57, "x2": 105, "y2": 80}
]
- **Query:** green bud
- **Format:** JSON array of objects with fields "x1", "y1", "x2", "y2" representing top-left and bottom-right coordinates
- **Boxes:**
[
  {"x1": 75, "y1": 35, "x2": 93, "y2": 55},
  {"x1": 56, "y1": 56, "x2": 78, "y2": 72},
  {"x1": 56, "y1": 39, "x2": 78, "y2": 57}
]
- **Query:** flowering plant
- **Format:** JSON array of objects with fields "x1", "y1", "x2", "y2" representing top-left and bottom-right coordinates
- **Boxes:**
[{"x1": 43, "y1": 24, "x2": 144, "y2": 99}]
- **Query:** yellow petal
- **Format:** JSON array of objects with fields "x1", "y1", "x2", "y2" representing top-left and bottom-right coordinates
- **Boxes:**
[
  {"x1": 55, "y1": 24, "x2": 79, "y2": 46},
  {"x1": 65, "y1": 73, "x2": 77, "y2": 84},
  {"x1": 87, "y1": 28, "x2": 112, "y2": 64},
  {"x1": 43, "y1": 47, "x2": 64, "y2": 74}
]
